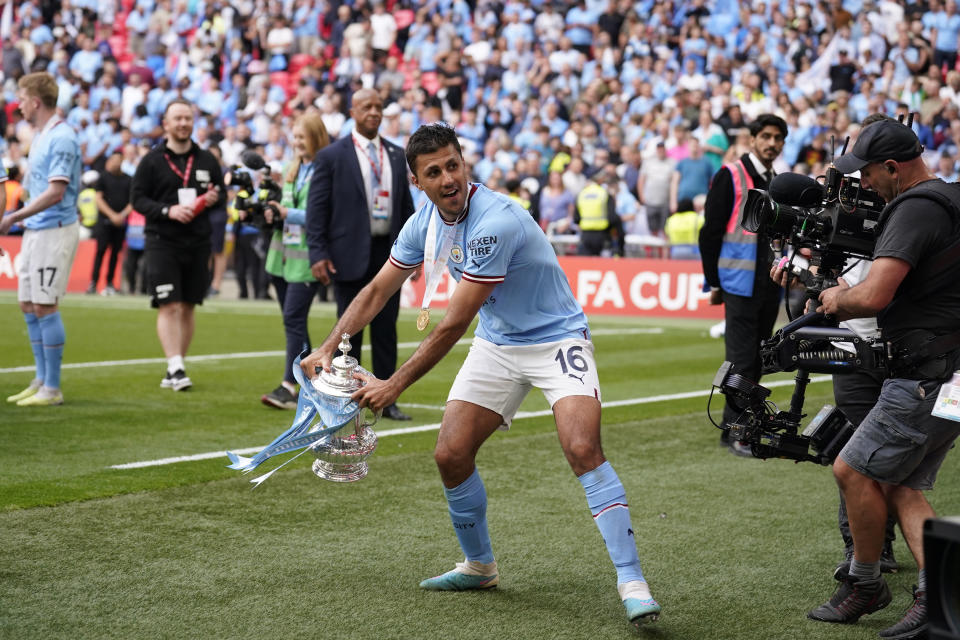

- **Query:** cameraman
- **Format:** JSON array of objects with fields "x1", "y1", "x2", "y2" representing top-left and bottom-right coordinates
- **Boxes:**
[
  {"x1": 259, "y1": 112, "x2": 331, "y2": 410},
  {"x1": 808, "y1": 119, "x2": 960, "y2": 638}
]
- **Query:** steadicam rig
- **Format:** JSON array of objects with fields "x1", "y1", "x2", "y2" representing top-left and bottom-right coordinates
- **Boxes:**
[{"x1": 708, "y1": 313, "x2": 883, "y2": 465}]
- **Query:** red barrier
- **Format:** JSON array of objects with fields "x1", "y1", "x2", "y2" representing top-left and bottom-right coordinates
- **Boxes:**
[
  {"x1": 0, "y1": 237, "x2": 107, "y2": 293},
  {"x1": 400, "y1": 256, "x2": 723, "y2": 319}
]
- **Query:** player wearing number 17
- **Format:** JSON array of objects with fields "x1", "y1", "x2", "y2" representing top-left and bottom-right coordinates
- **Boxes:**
[
  {"x1": 300, "y1": 123, "x2": 661, "y2": 627},
  {"x1": 1, "y1": 72, "x2": 82, "y2": 407}
]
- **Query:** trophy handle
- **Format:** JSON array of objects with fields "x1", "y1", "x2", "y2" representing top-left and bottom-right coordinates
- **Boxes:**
[{"x1": 355, "y1": 406, "x2": 381, "y2": 433}]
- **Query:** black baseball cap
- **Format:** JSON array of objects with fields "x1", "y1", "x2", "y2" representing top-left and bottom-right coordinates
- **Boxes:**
[{"x1": 833, "y1": 120, "x2": 924, "y2": 173}]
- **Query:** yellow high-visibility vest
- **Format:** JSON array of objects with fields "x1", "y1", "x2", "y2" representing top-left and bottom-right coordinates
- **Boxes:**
[
  {"x1": 577, "y1": 183, "x2": 609, "y2": 231},
  {"x1": 78, "y1": 187, "x2": 98, "y2": 227}
]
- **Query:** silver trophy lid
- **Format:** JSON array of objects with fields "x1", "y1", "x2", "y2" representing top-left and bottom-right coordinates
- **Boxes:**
[{"x1": 314, "y1": 333, "x2": 361, "y2": 397}]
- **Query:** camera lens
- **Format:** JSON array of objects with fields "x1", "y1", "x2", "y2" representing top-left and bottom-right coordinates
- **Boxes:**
[{"x1": 741, "y1": 189, "x2": 807, "y2": 236}]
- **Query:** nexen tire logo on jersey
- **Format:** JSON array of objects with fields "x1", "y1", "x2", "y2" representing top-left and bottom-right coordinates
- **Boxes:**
[{"x1": 467, "y1": 236, "x2": 497, "y2": 257}]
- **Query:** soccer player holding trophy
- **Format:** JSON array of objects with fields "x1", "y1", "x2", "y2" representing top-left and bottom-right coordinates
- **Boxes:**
[{"x1": 301, "y1": 123, "x2": 661, "y2": 627}]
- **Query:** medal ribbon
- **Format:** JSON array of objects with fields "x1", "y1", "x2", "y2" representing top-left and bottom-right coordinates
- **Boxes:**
[
  {"x1": 420, "y1": 184, "x2": 477, "y2": 313},
  {"x1": 421, "y1": 211, "x2": 458, "y2": 314}
]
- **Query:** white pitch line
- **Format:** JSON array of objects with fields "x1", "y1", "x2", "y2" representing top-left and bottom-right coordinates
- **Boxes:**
[
  {"x1": 109, "y1": 374, "x2": 830, "y2": 470},
  {"x1": 0, "y1": 328, "x2": 664, "y2": 374}
]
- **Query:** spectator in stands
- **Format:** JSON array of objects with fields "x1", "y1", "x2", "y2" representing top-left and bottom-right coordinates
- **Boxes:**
[
  {"x1": 538, "y1": 170, "x2": 575, "y2": 235},
  {"x1": 670, "y1": 138, "x2": 714, "y2": 214},
  {"x1": 637, "y1": 142, "x2": 674, "y2": 235}
]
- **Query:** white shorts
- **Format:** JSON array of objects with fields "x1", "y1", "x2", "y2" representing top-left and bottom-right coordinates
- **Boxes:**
[
  {"x1": 447, "y1": 336, "x2": 602, "y2": 428},
  {"x1": 17, "y1": 223, "x2": 80, "y2": 305}
]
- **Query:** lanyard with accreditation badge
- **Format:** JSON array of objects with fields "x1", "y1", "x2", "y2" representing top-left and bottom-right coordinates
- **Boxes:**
[
  {"x1": 354, "y1": 136, "x2": 390, "y2": 219},
  {"x1": 418, "y1": 184, "x2": 477, "y2": 331},
  {"x1": 164, "y1": 151, "x2": 196, "y2": 207}
]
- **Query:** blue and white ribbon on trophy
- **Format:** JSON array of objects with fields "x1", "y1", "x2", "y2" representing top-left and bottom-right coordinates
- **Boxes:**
[{"x1": 225, "y1": 353, "x2": 367, "y2": 487}]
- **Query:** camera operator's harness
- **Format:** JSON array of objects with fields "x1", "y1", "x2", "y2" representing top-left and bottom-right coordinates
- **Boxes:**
[{"x1": 876, "y1": 180, "x2": 960, "y2": 380}]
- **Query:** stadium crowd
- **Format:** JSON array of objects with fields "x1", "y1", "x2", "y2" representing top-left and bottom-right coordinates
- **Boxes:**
[{"x1": 2, "y1": 0, "x2": 960, "y2": 291}]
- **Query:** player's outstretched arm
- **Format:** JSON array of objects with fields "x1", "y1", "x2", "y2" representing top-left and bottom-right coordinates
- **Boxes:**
[{"x1": 351, "y1": 278, "x2": 496, "y2": 412}]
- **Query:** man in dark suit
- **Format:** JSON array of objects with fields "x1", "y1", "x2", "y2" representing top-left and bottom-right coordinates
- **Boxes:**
[
  {"x1": 306, "y1": 88, "x2": 415, "y2": 420},
  {"x1": 698, "y1": 114, "x2": 787, "y2": 455}
]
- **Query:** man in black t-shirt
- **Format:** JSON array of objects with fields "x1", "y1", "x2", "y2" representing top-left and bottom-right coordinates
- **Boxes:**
[
  {"x1": 809, "y1": 119, "x2": 960, "y2": 639},
  {"x1": 131, "y1": 99, "x2": 226, "y2": 391},
  {"x1": 87, "y1": 152, "x2": 131, "y2": 295},
  {"x1": 828, "y1": 50, "x2": 857, "y2": 94}
]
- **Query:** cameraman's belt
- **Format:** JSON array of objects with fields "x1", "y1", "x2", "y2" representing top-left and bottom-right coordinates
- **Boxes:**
[{"x1": 885, "y1": 330, "x2": 960, "y2": 376}]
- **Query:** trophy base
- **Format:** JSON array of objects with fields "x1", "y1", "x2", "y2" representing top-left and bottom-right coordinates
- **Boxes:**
[{"x1": 312, "y1": 459, "x2": 369, "y2": 483}]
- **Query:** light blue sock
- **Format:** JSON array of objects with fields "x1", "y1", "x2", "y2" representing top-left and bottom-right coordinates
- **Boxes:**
[
  {"x1": 443, "y1": 468, "x2": 494, "y2": 564},
  {"x1": 38, "y1": 312, "x2": 66, "y2": 390},
  {"x1": 24, "y1": 312, "x2": 46, "y2": 383},
  {"x1": 579, "y1": 461, "x2": 646, "y2": 584}
]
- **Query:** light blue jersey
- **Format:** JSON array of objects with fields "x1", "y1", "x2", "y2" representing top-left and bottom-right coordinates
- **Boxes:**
[
  {"x1": 24, "y1": 119, "x2": 81, "y2": 230},
  {"x1": 390, "y1": 183, "x2": 589, "y2": 346}
]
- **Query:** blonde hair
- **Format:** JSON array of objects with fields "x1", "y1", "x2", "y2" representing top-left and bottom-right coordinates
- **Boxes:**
[
  {"x1": 285, "y1": 112, "x2": 330, "y2": 184},
  {"x1": 18, "y1": 72, "x2": 59, "y2": 109}
]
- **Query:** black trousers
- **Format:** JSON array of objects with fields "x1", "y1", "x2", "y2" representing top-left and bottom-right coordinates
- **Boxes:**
[
  {"x1": 720, "y1": 278, "x2": 782, "y2": 429},
  {"x1": 123, "y1": 247, "x2": 146, "y2": 294},
  {"x1": 332, "y1": 235, "x2": 400, "y2": 380},
  {"x1": 833, "y1": 366, "x2": 897, "y2": 548},
  {"x1": 271, "y1": 277, "x2": 325, "y2": 385},
  {"x1": 91, "y1": 223, "x2": 126, "y2": 287},
  {"x1": 235, "y1": 233, "x2": 265, "y2": 299}
]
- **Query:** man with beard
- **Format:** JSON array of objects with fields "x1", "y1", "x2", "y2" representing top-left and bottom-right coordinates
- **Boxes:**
[
  {"x1": 699, "y1": 114, "x2": 787, "y2": 455},
  {"x1": 301, "y1": 123, "x2": 661, "y2": 628},
  {"x1": 131, "y1": 99, "x2": 225, "y2": 391}
]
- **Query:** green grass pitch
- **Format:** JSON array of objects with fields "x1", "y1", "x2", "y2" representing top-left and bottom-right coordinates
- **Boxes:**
[{"x1": 1, "y1": 291, "x2": 957, "y2": 639}]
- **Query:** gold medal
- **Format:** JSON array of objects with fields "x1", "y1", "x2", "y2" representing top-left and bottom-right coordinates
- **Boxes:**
[{"x1": 417, "y1": 308, "x2": 430, "y2": 331}]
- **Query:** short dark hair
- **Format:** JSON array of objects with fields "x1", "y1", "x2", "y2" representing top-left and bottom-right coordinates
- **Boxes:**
[
  {"x1": 405, "y1": 122, "x2": 462, "y2": 175},
  {"x1": 749, "y1": 114, "x2": 788, "y2": 138},
  {"x1": 163, "y1": 98, "x2": 194, "y2": 118}
]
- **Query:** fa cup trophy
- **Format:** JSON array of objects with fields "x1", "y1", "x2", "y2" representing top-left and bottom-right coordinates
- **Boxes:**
[{"x1": 309, "y1": 334, "x2": 381, "y2": 482}]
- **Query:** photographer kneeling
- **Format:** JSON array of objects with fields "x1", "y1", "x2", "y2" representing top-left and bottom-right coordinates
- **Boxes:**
[
  {"x1": 260, "y1": 113, "x2": 331, "y2": 409},
  {"x1": 807, "y1": 119, "x2": 960, "y2": 639}
]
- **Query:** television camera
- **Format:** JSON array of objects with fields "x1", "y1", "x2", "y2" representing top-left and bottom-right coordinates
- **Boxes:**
[
  {"x1": 740, "y1": 166, "x2": 885, "y2": 300},
  {"x1": 710, "y1": 312, "x2": 887, "y2": 464},
  {"x1": 230, "y1": 150, "x2": 283, "y2": 230}
]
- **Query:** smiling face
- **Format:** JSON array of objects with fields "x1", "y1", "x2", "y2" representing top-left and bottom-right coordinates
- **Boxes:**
[
  {"x1": 411, "y1": 144, "x2": 469, "y2": 220},
  {"x1": 163, "y1": 102, "x2": 194, "y2": 145},
  {"x1": 292, "y1": 123, "x2": 309, "y2": 161}
]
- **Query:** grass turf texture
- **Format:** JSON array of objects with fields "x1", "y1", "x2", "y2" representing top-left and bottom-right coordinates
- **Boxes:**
[{"x1": 1, "y1": 291, "x2": 958, "y2": 639}]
